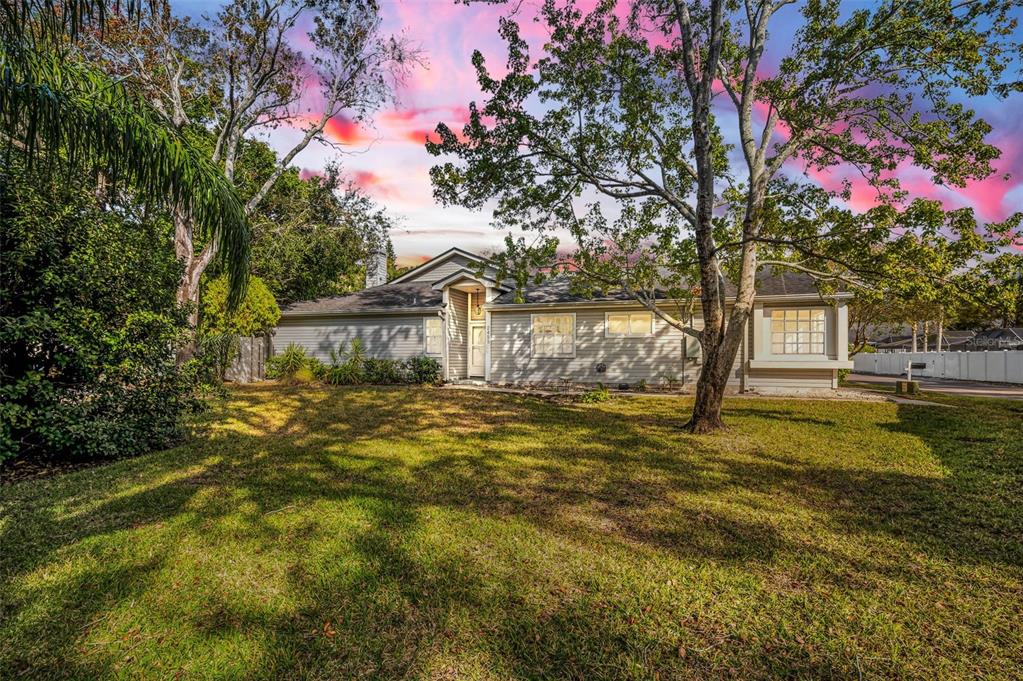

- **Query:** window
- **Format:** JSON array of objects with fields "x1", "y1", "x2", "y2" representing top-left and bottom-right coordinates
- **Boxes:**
[
  {"x1": 424, "y1": 318, "x2": 442, "y2": 355},
  {"x1": 605, "y1": 311, "x2": 653, "y2": 337},
  {"x1": 532, "y1": 314, "x2": 575, "y2": 357},
  {"x1": 770, "y1": 309, "x2": 825, "y2": 355}
]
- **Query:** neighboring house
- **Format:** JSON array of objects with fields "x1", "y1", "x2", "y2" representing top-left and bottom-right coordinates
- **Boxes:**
[
  {"x1": 273, "y1": 248, "x2": 854, "y2": 393},
  {"x1": 871, "y1": 330, "x2": 975, "y2": 353},
  {"x1": 969, "y1": 327, "x2": 1023, "y2": 350}
]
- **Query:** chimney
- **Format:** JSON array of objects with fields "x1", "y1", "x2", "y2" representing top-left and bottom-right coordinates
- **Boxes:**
[{"x1": 365, "y1": 246, "x2": 388, "y2": 288}]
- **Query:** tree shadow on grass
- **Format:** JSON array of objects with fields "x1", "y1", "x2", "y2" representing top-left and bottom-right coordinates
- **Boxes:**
[{"x1": 1, "y1": 386, "x2": 1021, "y2": 678}]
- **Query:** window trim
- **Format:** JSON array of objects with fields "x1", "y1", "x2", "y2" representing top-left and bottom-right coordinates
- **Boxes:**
[
  {"x1": 423, "y1": 317, "x2": 443, "y2": 356},
  {"x1": 530, "y1": 312, "x2": 576, "y2": 358},
  {"x1": 604, "y1": 311, "x2": 654, "y2": 338},
  {"x1": 767, "y1": 307, "x2": 827, "y2": 357}
]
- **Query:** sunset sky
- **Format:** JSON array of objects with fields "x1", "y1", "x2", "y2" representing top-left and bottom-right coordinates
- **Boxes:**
[{"x1": 179, "y1": 0, "x2": 1023, "y2": 267}]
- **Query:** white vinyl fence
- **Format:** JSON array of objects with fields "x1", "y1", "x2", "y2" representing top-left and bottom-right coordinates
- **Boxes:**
[{"x1": 853, "y1": 351, "x2": 1023, "y2": 384}]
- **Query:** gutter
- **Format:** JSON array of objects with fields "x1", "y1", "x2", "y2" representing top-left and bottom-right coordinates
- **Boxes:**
[
  {"x1": 486, "y1": 292, "x2": 852, "y2": 312},
  {"x1": 279, "y1": 306, "x2": 444, "y2": 319}
]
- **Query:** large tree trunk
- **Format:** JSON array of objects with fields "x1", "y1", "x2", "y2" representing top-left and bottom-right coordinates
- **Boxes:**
[
  {"x1": 937, "y1": 308, "x2": 944, "y2": 351},
  {"x1": 174, "y1": 207, "x2": 216, "y2": 363},
  {"x1": 688, "y1": 347, "x2": 729, "y2": 433}
]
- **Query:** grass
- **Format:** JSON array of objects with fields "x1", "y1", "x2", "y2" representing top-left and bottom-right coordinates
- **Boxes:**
[{"x1": 1, "y1": 386, "x2": 1021, "y2": 680}]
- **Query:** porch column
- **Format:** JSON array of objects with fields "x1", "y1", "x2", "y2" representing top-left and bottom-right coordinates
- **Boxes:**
[
  {"x1": 484, "y1": 287, "x2": 495, "y2": 383},
  {"x1": 441, "y1": 288, "x2": 450, "y2": 382}
]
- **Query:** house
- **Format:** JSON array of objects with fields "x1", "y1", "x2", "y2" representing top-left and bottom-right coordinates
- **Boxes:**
[
  {"x1": 871, "y1": 329, "x2": 975, "y2": 353},
  {"x1": 273, "y1": 248, "x2": 855, "y2": 393},
  {"x1": 969, "y1": 327, "x2": 1023, "y2": 350}
]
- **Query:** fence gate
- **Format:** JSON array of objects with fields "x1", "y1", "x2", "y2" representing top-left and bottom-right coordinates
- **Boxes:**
[{"x1": 225, "y1": 335, "x2": 269, "y2": 383}]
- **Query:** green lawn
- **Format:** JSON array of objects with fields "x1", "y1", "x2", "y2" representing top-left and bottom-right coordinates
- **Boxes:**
[{"x1": 1, "y1": 386, "x2": 1021, "y2": 679}]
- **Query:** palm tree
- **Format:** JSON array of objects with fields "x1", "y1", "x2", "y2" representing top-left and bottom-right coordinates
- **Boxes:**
[{"x1": 0, "y1": 0, "x2": 250, "y2": 305}]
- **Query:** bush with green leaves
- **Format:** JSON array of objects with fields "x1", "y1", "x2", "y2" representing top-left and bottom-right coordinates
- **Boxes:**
[
  {"x1": 325, "y1": 338, "x2": 367, "y2": 385},
  {"x1": 266, "y1": 344, "x2": 312, "y2": 381},
  {"x1": 267, "y1": 340, "x2": 441, "y2": 387},
  {"x1": 403, "y1": 355, "x2": 442, "y2": 385},
  {"x1": 579, "y1": 384, "x2": 612, "y2": 403},
  {"x1": 363, "y1": 358, "x2": 406, "y2": 384},
  {"x1": 1, "y1": 158, "x2": 197, "y2": 462},
  {"x1": 201, "y1": 275, "x2": 281, "y2": 337}
]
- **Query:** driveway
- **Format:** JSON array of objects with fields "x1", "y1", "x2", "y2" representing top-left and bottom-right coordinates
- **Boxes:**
[{"x1": 847, "y1": 373, "x2": 1023, "y2": 401}]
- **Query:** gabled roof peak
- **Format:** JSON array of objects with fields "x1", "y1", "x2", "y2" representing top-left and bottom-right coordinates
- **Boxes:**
[{"x1": 388, "y1": 247, "x2": 492, "y2": 284}]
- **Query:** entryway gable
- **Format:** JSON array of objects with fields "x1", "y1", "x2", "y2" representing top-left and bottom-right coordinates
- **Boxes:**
[{"x1": 442, "y1": 276, "x2": 495, "y2": 380}]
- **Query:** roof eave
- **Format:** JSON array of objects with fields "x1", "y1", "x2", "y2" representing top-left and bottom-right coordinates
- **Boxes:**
[
  {"x1": 280, "y1": 306, "x2": 443, "y2": 319},
  {"x1": 488, "y1": 291, "x2": 852, "y2": 311}
]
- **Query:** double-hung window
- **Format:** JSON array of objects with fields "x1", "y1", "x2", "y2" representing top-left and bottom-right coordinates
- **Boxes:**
[
  {"x1": 605, "y1": 311, "x2": 653, "y2": 337},
  {"x1": 770, "y1": 309, "x2": 825, "y2": 355},
  {"x1": 532, "y1": 314, "x2": 575, "y2": 357},
  {"x1": 424, "y1": 317, "x2": 442, "y2": 355}
]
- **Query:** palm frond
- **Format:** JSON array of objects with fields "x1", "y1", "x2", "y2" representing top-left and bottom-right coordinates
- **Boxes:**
[
  {"x1": 0, "y1": 48, "x2": 250, "y2": 306},
  {"x1": 0, "y1": 0, "x2": 143, "y2": 47}
]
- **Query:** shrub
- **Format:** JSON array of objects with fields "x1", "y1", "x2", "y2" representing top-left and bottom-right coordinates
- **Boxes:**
[
  {"x1": 325, "y1": 339, "x2": 367, "y2": 385},
  {"x1": 1, "y1": 312, "x2": 198, "y2": 462},
  {"x1": 267, "y1": 343, "x2": 441, "y2": 387},
  {"x1": 266, "y1": 344, "x2": 311, "y2": 381},
  {"x1": 403, "y1": 355, "x2": 442, "y2": 385},
  {"x1": 364, "y1": 358, "x2": 406, "y2": 384},
  {"x1": 195, "y1": 331, "x2": 240, "y2": 384},
  {"x1": 579, "y1": 384, "x2": 612, "y2": 403},
  {"x1": 200, "y1": 275, "x2": 281, "y2": 337},
  {"x1": 1, "y1": 159, "x2": 193, "y2": 463},
  {"x1": 292, "y1": 365, "x2": 319, "y2": 384}
]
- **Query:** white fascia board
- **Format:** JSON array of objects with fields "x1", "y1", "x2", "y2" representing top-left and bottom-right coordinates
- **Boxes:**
[
  {"x1": 487, "y1": 291, "x2": 852, "y2": 312},
  {"x1": 279, "y1": 307, "x2": 443, "y2": 319}
]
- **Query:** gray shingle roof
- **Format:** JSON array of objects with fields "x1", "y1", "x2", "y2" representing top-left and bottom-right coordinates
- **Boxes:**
[
  {"x1": 281, "y1": 282, "x2": 442, "y2": 314},
  {"x1": 281, "y1": 266, "x2": 839, "y2": 315},
  {"x1": 974, "y1": 327, "x2": 1023, "y2": 340},
  {"x1": 491, "y1": 266, "x2": 828, "y2": 306}
]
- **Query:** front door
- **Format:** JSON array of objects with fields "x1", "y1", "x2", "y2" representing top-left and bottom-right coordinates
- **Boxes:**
[{"x1": 468, "y1": 323, "x2": 485, "y2": 376}]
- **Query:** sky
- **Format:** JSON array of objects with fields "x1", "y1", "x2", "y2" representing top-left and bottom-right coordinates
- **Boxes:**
[{"x1": 179, "y1": 0, "x2": 1023, "y2": 267}]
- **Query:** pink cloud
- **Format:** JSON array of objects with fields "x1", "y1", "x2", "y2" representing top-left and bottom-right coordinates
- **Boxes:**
[
  {"x1": 395, "y1": 254, "x2": 432, "y2": 268},
  {"x1": 753, "y1": 92, "x2": 1022, "y2": 224},
  {"x1": 279, "y1": 113, "x2": 374, "y2": 147},
  {"x1": 349, "y1": 169, "x2": 403, "y2": 200},
  {"x1": 323, "y1": 115, "x2": 374, "y2": 145}
]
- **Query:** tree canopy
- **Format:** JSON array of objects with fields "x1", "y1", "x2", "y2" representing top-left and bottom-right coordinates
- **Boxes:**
[
  {"x1": 429, "y1": 0, "x2": 1023, "y2": 430},
  {"x1": 0, "y1": 0, "x2": 251, "y2": 305}
]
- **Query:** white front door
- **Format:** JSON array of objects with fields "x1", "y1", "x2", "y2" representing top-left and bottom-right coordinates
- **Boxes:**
[{"x1": 468, "y1": 323, "x2": 485, "y2": 376}]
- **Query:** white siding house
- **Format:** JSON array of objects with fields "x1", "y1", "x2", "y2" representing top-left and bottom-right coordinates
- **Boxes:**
[{"x1": 273, "y1": 248, "x2": 854, "y2": 392}]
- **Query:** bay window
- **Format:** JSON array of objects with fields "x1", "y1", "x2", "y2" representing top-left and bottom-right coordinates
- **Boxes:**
[{"x1": 770, "y1": 309, "x2": 826, "y2": 355}]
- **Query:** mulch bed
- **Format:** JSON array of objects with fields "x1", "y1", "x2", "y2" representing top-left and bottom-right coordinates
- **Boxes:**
[{"x1": 0, "y1": 456, "x2": 113, "y2": 485}]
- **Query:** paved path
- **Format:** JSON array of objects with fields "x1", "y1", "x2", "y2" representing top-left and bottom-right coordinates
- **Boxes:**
[{"x1": 847, "y1": 373, "x2": 1023, "y2": 401}]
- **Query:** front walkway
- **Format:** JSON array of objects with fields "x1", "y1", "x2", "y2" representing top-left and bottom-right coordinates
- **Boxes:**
[{"x1": 847, "y1": 373, "x2": 1023, "y2": 401}]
